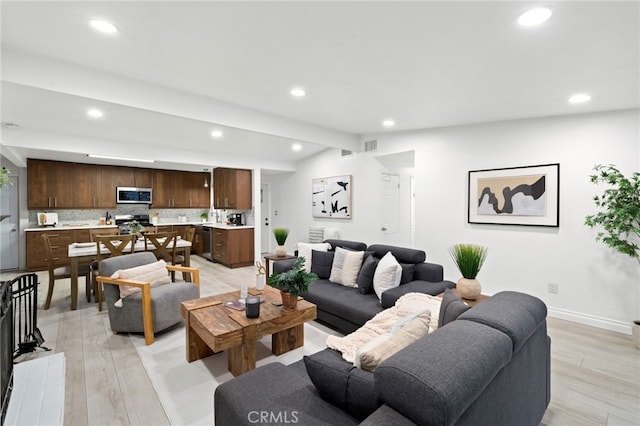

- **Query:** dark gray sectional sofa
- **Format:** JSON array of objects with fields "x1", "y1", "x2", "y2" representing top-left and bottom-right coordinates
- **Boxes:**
[
  {"x1": 273, "y1": 239, "x2": 455, "y2": 333},
  {"x1": 214, "y1": 291, "x2": 551, "y2": 425}
]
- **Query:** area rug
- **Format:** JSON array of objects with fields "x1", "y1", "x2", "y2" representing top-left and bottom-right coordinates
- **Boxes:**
[{"x1": 131, "y1": 321, "x2": 341, "y2": 425}]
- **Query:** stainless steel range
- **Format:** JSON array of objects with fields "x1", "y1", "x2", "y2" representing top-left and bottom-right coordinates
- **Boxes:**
[{"x1": 114, "y1": 214, "x2": 152, "y2": 234}]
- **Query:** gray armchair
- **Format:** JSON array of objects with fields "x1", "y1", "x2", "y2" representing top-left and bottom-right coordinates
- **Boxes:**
[{"x1": 96, "y1": 252, "x2": 200, "y2": 345}]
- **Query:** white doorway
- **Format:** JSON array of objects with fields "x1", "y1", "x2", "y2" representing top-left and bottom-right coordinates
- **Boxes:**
[
  {"x1": 1, "y1": 176, "x2": 19, "y2": 270},
  {"x1": 260, "y1": 183, "x2": 271, "y2": 253},
  {"x1": 380, "y1": 173, "x2": 400, "y2": 244}
]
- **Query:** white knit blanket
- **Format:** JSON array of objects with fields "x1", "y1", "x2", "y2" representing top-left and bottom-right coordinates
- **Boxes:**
[{"x1": 326, "y1": 292, "x2": 442, "y2": 363}]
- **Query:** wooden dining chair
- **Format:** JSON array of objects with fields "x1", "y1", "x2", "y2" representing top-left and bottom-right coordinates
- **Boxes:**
[
  {"x1": 173, "y1": 227, "x2": 195, "y2": 280},
  {"x1": 144, "y1": 232, "x2": 178, "y2": 263},
  {"x1": 88, "y1": 228, "x2": 120, "y2": 301},
  {"x1": 41, "y1": 234, "x2": 91, "y2": 310},
  {"x1": 95, "y1": 234, "x2": 135, "y2": 311}
]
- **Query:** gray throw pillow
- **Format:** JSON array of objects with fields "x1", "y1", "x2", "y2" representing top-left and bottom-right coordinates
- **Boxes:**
[
  {"x1": 310, "y1": 250, "x2": 335, "y2": 279},
  {"x1": 357, "y1": 255, "x2": 379, "y2": 294},
  {"x1": 438, "y1": 288, "x2": 472, "y2": 327},
  {"x1": 304, "y1": 350, "x2": 380, "y2": 420}
]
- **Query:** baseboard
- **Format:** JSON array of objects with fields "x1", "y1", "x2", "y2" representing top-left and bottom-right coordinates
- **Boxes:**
[{"x1": 548, "y1": 307, "x2": 632, "y2": 335}]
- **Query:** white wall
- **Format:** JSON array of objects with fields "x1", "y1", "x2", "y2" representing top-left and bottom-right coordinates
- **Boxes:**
[{"x1": 271, "y1": 109, "x2": 640, "y2": 333}]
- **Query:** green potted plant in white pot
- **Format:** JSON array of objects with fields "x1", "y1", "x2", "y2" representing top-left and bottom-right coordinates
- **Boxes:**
[
  {"x1": 273, "y1": 227, "x2": 289, "y2": 257},
  {"x1": 584, "y1": 164, "x2": 640, "y2": 349},
  {"x1": 448, "y1": 243, "x2": 488, "y2": 300}
]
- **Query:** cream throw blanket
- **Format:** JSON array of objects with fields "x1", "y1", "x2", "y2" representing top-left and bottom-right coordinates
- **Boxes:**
[{"x1": 326, "y1": 292, "x2": 442, "y2": 363}]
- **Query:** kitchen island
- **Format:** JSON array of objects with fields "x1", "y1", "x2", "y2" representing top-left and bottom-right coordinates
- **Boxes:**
[{"x1": 204, "y1": 224, "x2": 254, "y2": 268}]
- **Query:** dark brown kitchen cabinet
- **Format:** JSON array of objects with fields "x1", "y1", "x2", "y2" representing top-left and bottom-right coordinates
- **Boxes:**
[
  {"x1": 115, "y1": 167, "x2": 153, "y2": 188},
  {"x1": 212, "y1": 227, "x2": 254, "y2": 268},
  {"x1": 26, "y1": 228, "x2": 93, "y2": 271},
  {"x1": 213, "y1": 168, "x2": 252, "y2": 210},
  {"x1": 27, "y1": 159, "x2": 75, "y2": 209},
  {"x1": 153, "y1": 170, "x2": 209, "y2": 209},
  {"x1": 74, "y1": 164, "x2": 116, "y2": 208}
]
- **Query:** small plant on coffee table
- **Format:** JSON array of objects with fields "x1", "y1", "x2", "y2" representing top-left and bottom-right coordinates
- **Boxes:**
[{"x1": 268, "y1": 256, "x2": 317, "y2": 308}]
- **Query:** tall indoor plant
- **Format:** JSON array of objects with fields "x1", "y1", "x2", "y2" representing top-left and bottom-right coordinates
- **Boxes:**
[
  {"x1": 273, "y1": 227, "x2": 289, "y2": 257},
  {"x1": 449, "y1": 243, "x2": 488, "y2": 300},
  {"x1": 584, "y1": 164, "x2": 640, "y2": 348},
  {"x1": 268, "y1": 256, "x2": 317, "y2": 308}
]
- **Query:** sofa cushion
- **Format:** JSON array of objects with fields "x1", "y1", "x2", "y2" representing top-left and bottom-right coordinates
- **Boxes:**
[
  {"x1": 439, "y1": 288, "x2": 471, "y2": 327},
  {"x1": 367, "y1": 244, "x2": 426, "y2": 264},
  {"x1": 381, "y1": 280, "x2": 450, "y2": 309},
  {"x1": 356, "y1": 311, "x2": 431, "y2": 372},
  {"x1": 374, "y1": 320, "x2": 513, "y2": 426},
  {"x1": 357, "y1": 255, "x2": 379, "y2": 294},
  {"x1": 304, "y1": 280, "x2": 383, "y2": 326},
  {"x1": 399, "y1": 263, "x2": 415, "y2": 284},
  {"x1": 297, "y1": 242, "x2": 331, "y2": 272},
  {"x1": 311, "y1": 250, "x2": 335, "y2": 279},
  {"x1": 324, "y1": 239, "x2": 368, "y2": 252},
  {"x1": 304, "y1": 349, "x2": 380, "y2": 420},
  {"x1": 373, "y1": 252, "x2": 402, "y2": 300},
  {"x1": 330, "y1": 247, "x2": 365, "y2": 288}
]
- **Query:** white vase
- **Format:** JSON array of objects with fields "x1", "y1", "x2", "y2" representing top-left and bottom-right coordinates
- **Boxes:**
[
  {"x1": 457, "y1": 277, "x2": 481, "y2": 300},
  {"x1": 275, "y1": 245, "x2": 287, "y2": 257}
]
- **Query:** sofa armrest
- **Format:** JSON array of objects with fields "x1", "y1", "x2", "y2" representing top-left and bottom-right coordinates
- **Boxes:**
[
  {"x1": 273, "y1": 258, "x2": 296, "y2": 273},
  {"x1": 381, "y1": 280, "x2": 454, "y2": 309},
  {"x1": 413, "y1": 262, "x2": 444, "y2": 282}
]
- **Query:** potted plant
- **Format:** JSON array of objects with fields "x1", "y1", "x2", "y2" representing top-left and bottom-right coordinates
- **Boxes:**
[
  {"x1": 584, "y1": 164, "x2": 639, "y2": 348},
  {"x1": 273, "y1": 227, "x2": 289, "y2": 257},
  {"x1": 448, "y1": 243, "x2": 488, "y2": 300},
  {"x1": 200, "y1": 212, "x2": 208, "y2": 222},
  {"x1": 0, "y1": 167, "x2": 13, "y2": 188},
  {"x1": 128, "y1": 220, "x2": 144, "y2": 240},
  {"x1": 267, "y1": 256, "x2": 317, "y2": 308}
]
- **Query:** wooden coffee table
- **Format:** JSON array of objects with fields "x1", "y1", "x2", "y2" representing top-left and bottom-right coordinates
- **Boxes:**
[{"x1": 180, "y1": 286, "x2": 317, "y2": 376}]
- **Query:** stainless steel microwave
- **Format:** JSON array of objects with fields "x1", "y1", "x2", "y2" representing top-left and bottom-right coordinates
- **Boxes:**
[{"x1": 116, "y1": 187, "x2": 152, "y2": 204}]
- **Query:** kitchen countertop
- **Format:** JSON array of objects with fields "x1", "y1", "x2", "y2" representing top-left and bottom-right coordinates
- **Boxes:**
[{"x1": 25, "y1": 223, "x2": 254, "y2": 231}]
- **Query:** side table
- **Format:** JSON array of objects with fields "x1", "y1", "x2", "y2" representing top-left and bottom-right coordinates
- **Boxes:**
[{"x1": 263, "y1": 253, "x2": 296, "y2": 276}]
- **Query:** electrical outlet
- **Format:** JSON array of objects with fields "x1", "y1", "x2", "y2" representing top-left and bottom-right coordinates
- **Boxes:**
[{"x1": 548, "y1": 283, "x2": 559, "y2": 294}]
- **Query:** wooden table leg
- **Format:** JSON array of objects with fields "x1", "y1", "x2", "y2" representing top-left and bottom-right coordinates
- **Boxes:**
[
  {"x1": 228, "y1": 326, "x2": 257, "y2": 376},
  {"x1": 183, "y1": 247, "x2": 191, "y2": 282},
  {"x1": 272, "y1": 324, "x2": 304, "y2": 355},
  {"x1": 70, "y1": 257, "x2": 78, "y2": 310},
  {"x1": 185, "y1": 312, "x2": 215, "y2": 363}
]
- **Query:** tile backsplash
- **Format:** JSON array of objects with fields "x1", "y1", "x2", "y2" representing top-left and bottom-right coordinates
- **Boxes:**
[{"x1": 29, "y1": 205, "x2": 254, "y2": 227}]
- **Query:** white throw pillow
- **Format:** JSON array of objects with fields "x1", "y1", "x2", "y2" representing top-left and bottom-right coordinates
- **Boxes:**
[
  {"x1": 373, "y1": 252, "x2": 402, "y2": 300},
  {"x1": 296, "y1": 242, "x2": 331, "y2": 272},
  {"x1": 329, "y1": 247, "x2": 364, "y2": 288},
  {"x1": 111, "y1": 260, "x2": 171, "y2": 307}
]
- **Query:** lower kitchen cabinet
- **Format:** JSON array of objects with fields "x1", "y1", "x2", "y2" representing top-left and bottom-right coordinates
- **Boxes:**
[
  {"x1": 212, "y1": 228, "x2": 254, "y2": 268},
  {"x1": 26, "y1": 229, "x2": 92, "y2": 271}
]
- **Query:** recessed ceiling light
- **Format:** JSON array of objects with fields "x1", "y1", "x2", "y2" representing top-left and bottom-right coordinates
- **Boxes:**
[
  {"x1": 292, "y1": 143, "x2": 302, "y2": 151},
  {"x1": 518, "y1": 7, "x2": 553, "y2": 26},
  {"x1": 1, "y1": 122, "x2": 19, "y2": 129},
  {"x1": 210, "y1": 130, "x2": 223, "y2": 138},
  {"x1": 87, "y1": 109, "x2": 104, "y2": 118},
  {"x1": 89, "y1": 19, "x2": 118, "y2": 34},
  {"x1": 568, "y1": 93, "x2": 592, "y2": 104},
  {"x1": 290, "y1": 87, "x2": 306, "y2": 97},
  {"x1": 382, "y1": 119, "x2": 396, "y2": 127}
]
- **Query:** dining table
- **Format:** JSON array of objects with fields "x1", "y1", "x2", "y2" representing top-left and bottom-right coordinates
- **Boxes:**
[{"x1": 67, "y1": 238, "x2": 192, "y2": 310}]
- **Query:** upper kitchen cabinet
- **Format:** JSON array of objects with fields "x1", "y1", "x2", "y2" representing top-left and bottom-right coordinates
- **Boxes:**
[
  {"x1": 115, "y1": 167, "x2": 153, "y2": 188},
  {"x1": 27, "y1": 159, "x2": 75, "y2": 209},
  {"x1": 213, "y1": 168, "x2": 252, "y2": 210},
  {"x1": 75, "y1": 164, "x2": 116, "y2": 208},
  {"x1": 152, "y1": 170, "x2": 192, "y2": 208},
  {"x1": 189, "y1": 172, "x2": 211, "y2": 209}
]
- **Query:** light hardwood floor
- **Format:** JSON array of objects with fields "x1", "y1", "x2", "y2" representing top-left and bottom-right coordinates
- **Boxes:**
[{"x1": 3, "y1": 255, "x2": 639, "y2": 425}]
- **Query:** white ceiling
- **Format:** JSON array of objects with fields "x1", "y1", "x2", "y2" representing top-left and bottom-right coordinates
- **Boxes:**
[{"x1": 1, "y1": 1, "x2": 638, "y2": 171}]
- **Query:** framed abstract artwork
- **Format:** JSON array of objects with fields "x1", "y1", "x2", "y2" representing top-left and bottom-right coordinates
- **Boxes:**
[
  {"x1": 312, "y1": 175, "x2": 352, "y2": 218},
  {"x1": 468, "y1": 163, "x2": 560, "y2": 227}
]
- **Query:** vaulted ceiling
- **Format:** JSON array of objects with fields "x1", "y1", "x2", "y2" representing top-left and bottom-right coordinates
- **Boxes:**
[{"x1": 1, "y1": 1, "x2": 638, "y2": 171}]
